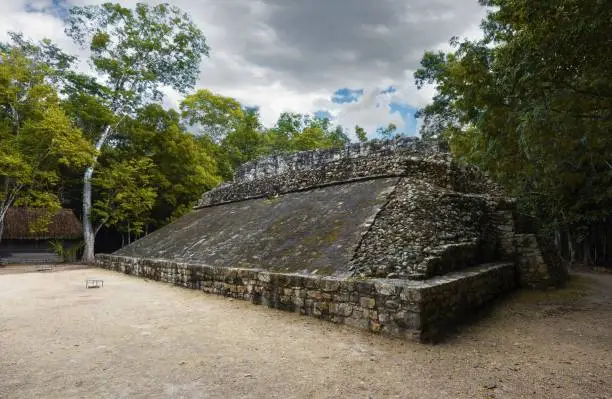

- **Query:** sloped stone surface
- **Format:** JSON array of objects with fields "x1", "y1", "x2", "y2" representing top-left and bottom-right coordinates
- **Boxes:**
[{"x1": 116, "y1": 178, "x2": 398, "y2": 276}]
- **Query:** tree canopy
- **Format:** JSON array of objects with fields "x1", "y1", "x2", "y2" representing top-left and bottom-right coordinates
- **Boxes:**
[
  {"x1": 0, "y1": 2, "x2": 358, "y2": 256},
  {"x1": 63, "y1": 2, "x2": 211, "y2": 262},
  {"x1": 415, "y1": 0, "x2": 612, "y2": 263},
  {"x1": 0, "y1": 48, "x2": 93, "y2": 242}
]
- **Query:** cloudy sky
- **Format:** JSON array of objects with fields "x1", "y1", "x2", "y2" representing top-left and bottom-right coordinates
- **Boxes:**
[{"x1": 0, "y1": 0, "x2": 487, "y2": 139}]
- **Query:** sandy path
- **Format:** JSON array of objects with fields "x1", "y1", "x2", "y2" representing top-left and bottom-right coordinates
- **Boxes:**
[{"x1": 0, "y1": 268, "x2": 610, "y2": 399}]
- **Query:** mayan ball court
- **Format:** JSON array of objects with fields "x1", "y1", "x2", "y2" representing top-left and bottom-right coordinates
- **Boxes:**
[{"x1": 97, "y1": 138, "x2": 565, "y2": 342}]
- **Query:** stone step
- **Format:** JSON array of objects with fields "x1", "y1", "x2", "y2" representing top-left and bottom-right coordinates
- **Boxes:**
[
  {"x1": 406, "y1": 262, "x2": 516, "y2": 341},
  {"x1": 415, "y1": 240, "x2": 497, "y2": 278}
]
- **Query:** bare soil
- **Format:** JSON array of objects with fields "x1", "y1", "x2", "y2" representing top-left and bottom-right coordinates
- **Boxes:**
[{"x1": 0, "y1": 268, "x2": 610, "y2": 399}]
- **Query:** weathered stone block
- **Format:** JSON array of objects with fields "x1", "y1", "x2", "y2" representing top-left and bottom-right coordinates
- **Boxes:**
[
  {"x1": 362, "y1": 309, "x2": 378, "y2": 320},
  {"x1": 400, "y1": 288, "x2": 421, "y2": 302},
  {"x1": 374, "y1": 282, "x2": 396, "y2": 295},
  {"x1": 321, "y1": 279, "x2": 340, "y2": 292},
  {"x1": 337, "y1": 303, "x2": 353, "y2": 317},
  {"x1": 393, "y1": 310, "x2": 421, "y2": 330},
  {"x1": 332, "y1": 292, "x2": 350, "y2": 302},
  {"x1": 307, "y1": 290, "x2": 322, "y2": 300},
  {"x1": 384, "y1": 300, "x2": 399, "y2": 309},
  {"x1": 360, "y1": 296, "x2": 376, "y2": 309},
  {"x1": 378, "y1": 312, "x2": 391, "y2": 324}
]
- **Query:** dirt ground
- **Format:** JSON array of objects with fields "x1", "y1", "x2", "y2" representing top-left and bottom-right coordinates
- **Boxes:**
[{"x1": 0, "y1": 268, "x2": 610, "y2": 399}]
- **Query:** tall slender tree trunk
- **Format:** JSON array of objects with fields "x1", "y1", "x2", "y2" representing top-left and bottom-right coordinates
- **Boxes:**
[
  {"x1": 81, "y1": 125, "x2": 112, "y2": 264},
  {"x1": 567, "y1": 228, "x2": 575, "y2": 265},
  {"x1": 82, "y1": 165, "x2": 96, "y2": 263},
  {"x1": 0, "y1": 216, "x2": 4, "y2": 247},
  {"x1": 0, "y1": 176, "x2": 9, "y2": 246},
  {"x1": 554, "y1": 228, "x2": 564, "y2": 262}
]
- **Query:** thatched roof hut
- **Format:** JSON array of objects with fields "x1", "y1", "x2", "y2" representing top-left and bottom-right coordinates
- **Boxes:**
[
  {"x1": 1, "y1": 208, "x2": 83, "y2": 264},
  {"x1": 2, "y1": 208, "x2": 83, "y2": 240}
]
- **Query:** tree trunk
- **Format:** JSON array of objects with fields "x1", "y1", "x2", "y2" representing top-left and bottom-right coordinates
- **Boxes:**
[
  {"x1": 554, "y1": 228, "x2": 564, "y2": 262},
  {"x1": 81, "y1": 125, "x2": 112, "y2": 264},
  {"x1": 567, "y1": 228, "x2": 575, "y2": 265},
  {"x1": 0, "y1": 175, "x2": 9, "y2": 246},
  {"x1": 583, "y1": 238, "x2": 592, "y2": 265},
  {"x1": 0, "y1": 216, "x2": 4, "y2": 246},
  {"x1": 82, "y1": 165, "x2": 96, "y2": 263},
  {"x1": 603, "y1": 227, "x2": 607, "y2": 260}
]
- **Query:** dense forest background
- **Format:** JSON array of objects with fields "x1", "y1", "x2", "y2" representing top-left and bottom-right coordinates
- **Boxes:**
[
  {"x1": 414, "y1": 0, "x2": 611, "y2": 267},
  {"x1": 1, "y1": 0, "x2": 610, "y2": 267}
]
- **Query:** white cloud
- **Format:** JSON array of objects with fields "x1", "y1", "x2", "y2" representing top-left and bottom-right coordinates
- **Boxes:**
[{"x1": 2, "y1": 0, "x2": 488, "y2": 137}]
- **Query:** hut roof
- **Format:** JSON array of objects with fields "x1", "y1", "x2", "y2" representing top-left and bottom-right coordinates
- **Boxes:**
[{"x1": 2, "y1": 208, "x2": 83, "y2": 240}]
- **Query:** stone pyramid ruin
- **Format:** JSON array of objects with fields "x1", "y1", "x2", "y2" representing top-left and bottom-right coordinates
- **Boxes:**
[{"x1": 98, "y1": 137, "x2": 558, "y2": 342}]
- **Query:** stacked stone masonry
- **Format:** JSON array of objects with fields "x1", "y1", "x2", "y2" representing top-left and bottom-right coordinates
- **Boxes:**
[
  {"x1": 196, "y1": 138, "x2": 504, "y2": 209},
  {"x1": 97, "y1": 254, "x2": 516, "y2": 342},
  {"x1": 99, "y1": 138, "x2": 563, "y2": 341}
]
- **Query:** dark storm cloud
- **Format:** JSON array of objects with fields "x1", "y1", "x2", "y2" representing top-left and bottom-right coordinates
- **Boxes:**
[{"x1": 235, "y1": 0, "x2": 486, "y2": 89}]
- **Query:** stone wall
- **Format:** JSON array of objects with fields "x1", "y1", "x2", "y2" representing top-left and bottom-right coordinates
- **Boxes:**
[
  {"x1": 351, "y1": 179, "x2": 498, "y2": 279},
  {"x1": 233, "y1": 137, "x2": 436, "y2": 183},
  {"x1": 196, "y1": 138, "x2": 503, "y2": 209},
  {"x1": 492, "y1": 206, "x2": 567, "y2": 288},
  {"x1": 97, "y1": 254, "x2": 516, "y2": 342}
]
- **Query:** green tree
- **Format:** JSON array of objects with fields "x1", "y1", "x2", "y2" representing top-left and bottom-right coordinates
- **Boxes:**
[
  {"x1": 181, "y1": 89, "x2": 245, "y2": 142},
  {"x1": 376, "y1": 123, "x2": 397, "y2": 138},
  {"x1": 180, "y1": 90, "x2": 268, "y2": 178},
  {"x1": 265, "y1": 112, "x2": 303, "y2": 153},
  {"x1": 265, "y1": 113, "x2": 349, "y2": 153},
  {"x1": 92, "y1": 158, "x2": 157, "y2": 246},
  {"x1": 221, "y1": 108, "x2": 268, "y2": 175},
  {"x1": 64, "y1": 2, "x2": 210, "y2": 262},
  {"x1": 355, "y1": 125, "x2": 368, "y2": 142},
  {"x1": 0, "y1": 49, "x2": 93, "y2": 244},
  {"x1": 414, "y1": 0, "x2": 612, "y2": 263},
  {"x1": 327, "y1": 125, "x2": 351, "y2": 148},
  {"x1": 0, "y1": 32, "x2": 77, "y2": 86},
  {"x1": 117, "y1": 104, "x2": 220, "y2": 225},
  {"x1": 181, "y1": 93, "x2": 350, "y2": 177}
]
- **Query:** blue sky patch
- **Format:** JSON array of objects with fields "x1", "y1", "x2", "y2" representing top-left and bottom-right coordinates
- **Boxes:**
[
  {"x1": 25, "y1": 0, "x2": 70, "y2": 18},
  {"x1": 389, "y1": 102, "x2": 418, "y2": 136},
  {"x1": 314, "y1": 110, "x2": 333, "y2": 120},
  {"x1": 381, "y1": 86, "x2": 397, "y2": 94},
  {"x1": 331, "y1": 88, "x2": 364, "y2": 104}
]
